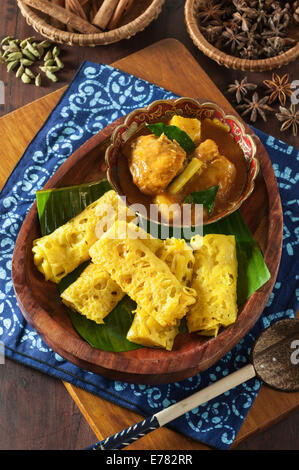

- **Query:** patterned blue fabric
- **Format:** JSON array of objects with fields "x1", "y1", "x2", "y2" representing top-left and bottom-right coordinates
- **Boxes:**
[{"x1": 0, "y1": 62, "x2": 298, "y2": 450}]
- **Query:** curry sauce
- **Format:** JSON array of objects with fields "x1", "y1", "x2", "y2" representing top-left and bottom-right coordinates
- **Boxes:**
[{"x1": 118, "y1": 118, "x2": 248, "y2": 224}]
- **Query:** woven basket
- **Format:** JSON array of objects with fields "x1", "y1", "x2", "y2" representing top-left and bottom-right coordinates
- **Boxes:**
[
  {"x1": 185, "y1": 0, "x2": 299, "y2": 72},
  {"x1": 17, "y1": 0, "x2": 166, "y2": 47}
]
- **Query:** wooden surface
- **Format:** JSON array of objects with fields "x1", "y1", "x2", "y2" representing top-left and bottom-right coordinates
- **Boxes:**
[
  {"x1": 0, "y1": 0, "x2": 298, "y2": 148},
  {"x1": 3, "y1": 37, "x2": 299, "y2": 450},
  {"x1": 0, "y1": 0, "x2": 298, "y2": 450},
  {"x1": 12, "y1": 41, "x2": 283, "y2": 386}
]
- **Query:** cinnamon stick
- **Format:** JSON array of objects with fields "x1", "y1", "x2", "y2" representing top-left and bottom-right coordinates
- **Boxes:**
[
  {"x1": 92, "y1": 0, "x2": 120, "y2": 29},
  {"x1": 65, "y1": 0, "x2": 88, "y2": 32},
  {"x1": 89, "y1": 0, "x2": 99, "y2": 22},
  {"x1": 65, "y1": 0, "x2": 88, "y2": 20},
  {"x1": 50, "y1": 0, "x2": 65, "y2": 30},
  {"x1": 108, "y1": 0, "x2": 134, "y2": 30},
  {"x1": 20, "y1": 0, "x2": 102, "y2": 33}
]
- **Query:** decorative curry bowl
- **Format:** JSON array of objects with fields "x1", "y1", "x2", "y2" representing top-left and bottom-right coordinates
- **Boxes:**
[{"x1": 106, "y1": 97, "x2": 259, "y2": 225}]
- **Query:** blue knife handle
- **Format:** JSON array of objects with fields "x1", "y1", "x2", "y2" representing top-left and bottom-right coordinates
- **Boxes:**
[{"x1": 86, "y1": 415, "x2": 160, "y2": 450}]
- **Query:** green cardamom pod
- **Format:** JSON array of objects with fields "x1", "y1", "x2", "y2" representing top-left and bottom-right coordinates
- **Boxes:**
[
  {"x1": 52, "y1": 46, "x2": 60, "y2": 57},
  {"x1": 43, "y1": 50, "x2": 53, "y2": 62},
  {"x1": 7, "y1": 60, "x2": 19, "y2": 72},
  {"x1": 21, "y1": 72, "x2": 31, "y2": 84},
  {"x1": 19, "y1": 39, "x2": 28, "y2": 49},
  {"x1": 35, "y1": 73, "x2": 42, "y2": 87},
  {"x1": 54, "y1": 56, "x2": 64, "y2": 69},
  {"x1": 24, "y1": 67, "x2": 35, "y2": 79},
  {"x1": 4, "y1": 44, "x2": 20, "y2": 53},
  {"x1": 21, "y1": 58, "x2": 34, "y2": 66},
  {"x1": 20, "y1": 37, "x2": 35, "y2": 48},
  {"x1": 39, "y1": 40, "x2": 52, "y2": 48},
  {"x1": 44, "y1": 59, "x2": 55, "y2": 67},
  {"x1": 36, "y1": 44, "x2": 44, "y2": 57},
  {"x1": 22, "y1": 49, "x2": 36, "y2": 61},
  {"x1": 7, "y1": 51, "x2": 23, "y2": 61},
  {"x1": 1, "y1": 36, "x2": 16, "y2": 46},
  {"x1": 25, "y1": 42, "x2": 40, "y2": 58},
  {"x1": 8, "y1": 39, "x2": 20, "y2": 47},
  {"x1": 39, "y1": 66, "x2": 47, "y2": 73},
  {"x1": 46, "y1": 66, "x2": 60, "y2": 73},
  {"x1": 45, "y1": 70, "x2": 58, "y2": 82},
  {"x1": 16, "y1": 64, "x2": 24, "y2": 78}
]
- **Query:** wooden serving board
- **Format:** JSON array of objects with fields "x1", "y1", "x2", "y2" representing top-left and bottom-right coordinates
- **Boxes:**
[
  {"x1": 12, "y1": 53, "x2": 280, "y2": 381},
  {"x1": 2, "y1": 39, "x2": 298, "y2": 449}
]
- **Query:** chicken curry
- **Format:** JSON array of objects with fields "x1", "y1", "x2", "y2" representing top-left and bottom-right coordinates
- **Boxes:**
[{"x1": 119, "y1": 115, "x2": 248, "y2": 224}]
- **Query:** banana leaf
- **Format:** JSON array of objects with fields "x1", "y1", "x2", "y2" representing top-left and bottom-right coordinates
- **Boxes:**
[
  {"x1": 37, "y1": 180, "x2": 140, "y2": 352},
  {"x1": 36, "y1": 179, "x2": 270, "y2": 352},
  {"x1": 36, "y1": 179, "x2": 112, "y2": 237}
]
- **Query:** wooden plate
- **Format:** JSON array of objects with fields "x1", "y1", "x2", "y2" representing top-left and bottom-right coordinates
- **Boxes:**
[{"x1": 11, "y1": 101, "x2": 283, "y2": 385}]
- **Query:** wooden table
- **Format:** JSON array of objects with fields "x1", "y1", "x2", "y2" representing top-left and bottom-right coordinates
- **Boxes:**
[{"x1": 0, "y1": 0, "x2": 298, "y2": 450}]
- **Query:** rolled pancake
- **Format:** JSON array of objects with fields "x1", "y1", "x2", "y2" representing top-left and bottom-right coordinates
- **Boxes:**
[
  {"x1": 127, "y1": 237, "x2": 195, "y2": 350},
  {"x1": 61, "y1": 223, "x2": 163, "y2": 324},
  {"x1": 89, "y1": 221, "x2": 196, "y2": 328},
  {"x1": 187, "y1": 234, "x2": 238, "y2": 337},
  {"x1": 32, "y1": 190, "x2": 133, "y2": 283}
]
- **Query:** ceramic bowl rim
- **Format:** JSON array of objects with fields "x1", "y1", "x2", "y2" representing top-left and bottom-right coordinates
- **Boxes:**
[{"x1": 105, "y1": 97, "x2": 259, "y2": 227}]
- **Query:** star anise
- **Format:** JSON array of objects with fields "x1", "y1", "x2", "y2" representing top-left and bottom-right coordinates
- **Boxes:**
[
  {"x1": 196, "y1": 0, "x2": 298, "y2": 60},
  {"x1": 197, "y1": 0, "x2": 226, "y2": 24},
  {"x1": 272, "y1": 8, "x2": 291, "y2": 29},
  {"x1": 266, "y1": 36, "x2": 296, "y2": 52},
  {"x1": 255, "y1": 6, "x2": 268, "y2": 27},
  {"x1": 293, "y1": 1, "x2": 299, "y2": 23},
  {"x1": 261, "y1": 17, "x2": 287, "y2": 39},
  {"x1": 263, "y1": 73, "x2": 293, "y2": 106},
  {"x1": 227, "y1": 76, "x2": 257, "y2": 103},
  {"x1": 239, "y1": 44, "x2": 259, "y2": 59},
  {"x1": 237, "y1": 92, "x2": 274, "y2": 122},
  {"x1": 232, "y1": 0, "x2": 248, "y2": 12},
  {"x1": 200, "y1": 24, "x2": 223, "y2": 43},
  {"x1": 232, "y1": 9, "x2": 256, "y2": 32},
  {"x1": 275, "y1": 104, "x2": 299, "y2": 136},
  {"x1": 222, "y1": 27, "x2": 247, "y2": 53}
]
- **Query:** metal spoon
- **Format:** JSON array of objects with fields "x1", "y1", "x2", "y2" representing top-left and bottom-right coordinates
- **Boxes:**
[{"x1": 86, "y1": 318, "x2": 299, "y2": 450}]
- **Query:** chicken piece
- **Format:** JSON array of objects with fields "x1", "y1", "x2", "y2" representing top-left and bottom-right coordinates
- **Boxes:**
[
  {"x1": 168, "y1": 115, "x2": 202, "y2": 144},
  {"x1": 194, "y1": 139, "x2": 219, "y2": 162},
  {"x1": 127, "y1": 133, "x2": 186, "y2": 196},
  {"x1": 193, "y1": 139, "x2": 236, "y2": 200},
  {"x1": 199, "y1": 155, "x2": 236, "y2": 199}
]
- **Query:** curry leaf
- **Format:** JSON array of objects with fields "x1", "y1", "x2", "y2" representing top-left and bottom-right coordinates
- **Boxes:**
[
  {"x1": 184, "y1": 186, "x2": 219, "y2": 215},
  {"x1": 147, "y1": 122, "x2": 196, "y2": 154}
]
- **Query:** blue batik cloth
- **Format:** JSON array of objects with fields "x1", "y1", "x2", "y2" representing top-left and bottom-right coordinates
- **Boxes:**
[{"x1": 0, "y1": 62, "x2": 298, "y2": 450}]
